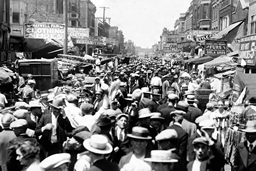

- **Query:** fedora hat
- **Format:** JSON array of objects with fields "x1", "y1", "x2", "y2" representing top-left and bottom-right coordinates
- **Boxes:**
[
  {"x1": 241, "y1": 121, "x2": 256, "y2": 133},
  {"x1": 50, "y1": 98, "x2": 65, "y2": 109},
  {"x1": 175, "y1": 101, "x2": 189, "y2": 112},
  {"x1": 29, "y1": 100, "x2": 41, "y2": 108},
  {"x1": 138, "y1": 108, "x2": 153, "y2": 119},
  {"x1": 127, "y1": 126, "x2": 152, "y2": 140},
  {"x1": 150, "y1": 112, "x2": 164, "y2": 120},
  {"x1": 97, "y1": 115, "x2": 114, "y2": 127},
  {"x1": 83, "y1": 134, "x2": 113, "y2": 154},
  {"x1": 185, "y1": 90, "x2": 195, "y2": 96},
  {"x1": 144, "y1": 150, "x2": 178, "y2": 163},
  {"x1": 187, "y1": 95, "x2": 196, "y2": 102}
]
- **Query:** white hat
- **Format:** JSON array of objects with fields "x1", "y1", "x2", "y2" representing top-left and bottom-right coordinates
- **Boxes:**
[
  {"x1": 138, "y1": 108, "x2": 152, "y2": 119},
  {"x1": 83, "y1": 135, "x2": 113, "y2": 154},
  {"x1": 170, "y1": 110, "x2": 186, "y2": 116},
  {"x1": 144, "y1": 150, "x2": 178, "y2": 163},
  {"x1": 155, "y1": 129, "x2": 178, "y2": 141},
  {"x1": 29, "y1": 100, "x2": 41, "y2": 108},
  {"x1": 181, "y1": 72, "x2": 191, "y2": 78},
  {"x1": 27, "y1": 79, "x2": 36, "y2": 84},
  {"x1": 141, "y1": 87, "x2": 150, "y2": 93},
  {"x1": 168, "y1": 94, "x2": 179, "y2": 100},
  {"x1": 199, "y1": 120, "x2": 216, "y2": 129},
  {"x1": 10, "y1": 119, "x2": 28, "y2": 128},
  {"x1": 40, "y1": 153, "x2": 71, "y2": 170}
]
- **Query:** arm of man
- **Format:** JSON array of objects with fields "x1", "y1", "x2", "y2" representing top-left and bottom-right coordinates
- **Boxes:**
[{"x1": 179, "y1": 132, "x2": 189, "y2": 161}]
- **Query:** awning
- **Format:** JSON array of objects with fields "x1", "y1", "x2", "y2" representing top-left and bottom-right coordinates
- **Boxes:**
[
  {"x1": 227, "y1": 51, "x2": 239, "y2": 57},
  {"x1": 204, "y1": 56, "x2": 233, "y2": 67},
  {"x1": 212, "y1": 21, "x2": 243, "y2": 39},
  {"x1": 214, "y1": 70, "x2": 236, "y2": 78},
  {"x1": 184, "y1": 56, "x2": 213, "y2": 65}
]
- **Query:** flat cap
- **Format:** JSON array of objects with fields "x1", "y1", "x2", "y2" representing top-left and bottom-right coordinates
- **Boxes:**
[
  {"x1": 155, "y1": 129, "x2": 178, "y2": 141},
  {"x1": 10, "y1": 119, "x2": 28, "y2": 128},
  {"x1": 40, "y1": 153, "x2": 71, "y2": 170}
]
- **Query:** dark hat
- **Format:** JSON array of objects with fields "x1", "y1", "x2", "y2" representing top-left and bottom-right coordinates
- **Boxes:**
[
  {"x1": 192, "y1": 137, "x2": 209, "y2": 146},
  {"x1": 97, "y1": 115, "x2": 114, "y2": 127},
  {"x1": 127, "y1": 126, "x2": 152, "y2": 140}
]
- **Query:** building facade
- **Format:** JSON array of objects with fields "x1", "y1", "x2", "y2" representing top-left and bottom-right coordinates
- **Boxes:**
[
  {"x1": 211, "y1": 0, "x2": 221, "y2": 30},
  {"x1": 248, "y1": 0, "x2": 256, "y2": 34}
]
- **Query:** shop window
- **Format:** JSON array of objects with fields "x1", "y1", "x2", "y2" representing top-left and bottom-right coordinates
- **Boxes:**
[
  {"x1": 252, "y1": 68, "x2": 256, "y2": 74},
  {"x1": 251, "y1": 15, "x2": 256, "y2": 34},
  {"x1": 245, "y1": 68, "x2": 250, "y2": 73},
  {"x1": 71, "y1": 20, "x2": 77, "y2": 27},
  {"x1": 12, "y1": 12, "x2": 20, "y2": 24}
]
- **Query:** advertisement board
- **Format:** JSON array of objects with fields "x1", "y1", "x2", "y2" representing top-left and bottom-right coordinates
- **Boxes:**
[
  {"x1": 163, "y1": 43, "x2": 178, "y2": 53},
  {"x1": 25, "y1": 23, "x2": 90, "y2": 44},
  {"x1": 187, "y1": 30, "x2": 218, "y2": 42},
  {"x1": 239, "y1": 34, "x2": 256, "y2": 66},
  {"x1": 204, "y1": 40, "x2": 227, "y2": 56}
]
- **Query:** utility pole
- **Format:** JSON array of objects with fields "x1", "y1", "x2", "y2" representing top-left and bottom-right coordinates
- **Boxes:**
[
  {"x1": 100, "y1": 7, "x2": 109, "y2": 23},
  {"x1": 63, "y1": 0, "x2": 68, "y2": 54}
]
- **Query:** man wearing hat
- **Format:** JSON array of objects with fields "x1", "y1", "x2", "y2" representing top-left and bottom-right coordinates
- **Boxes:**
[
  {"x1": 83, "y1": 134, "x2": 120, "y2": 171},
  {"x1": 187, "y1": 135, "x2": 225, "y2": 171},
  {"x1": 0, "y1": 114, "x2": 16, "y2": 171},
  {"x1": 187, "y1": 120, "x2": 223, "y2": 162},
  {"x1": 144, "y1": 150, "x2": 178, "y2": 171},
  {"x1": 168, "y1": 109, "x2": 188, "y2": 161},
  {"x1": 185, "y1": 94, "x2": 202, "y2": 123},
  {"x1": 119, "y1": 127, "x2": 151, "y2": 169},
  {"x1": 150, "y1": 112, "x2": 164, "y2": 134},
  {"x1": 40, "y1": 153, "x2": 71, "y2": 171},
  {"x1": 132, "y1": 89, "x2": 157, "y2": 112},
  {"x1": 159, "y1": 93, "x2": 179, "y2": 128},
  {"x1": 25, "y1": 100, "x2": 43, "y2": 131},
  {"x1": 64, "y1": 94, "x2": 81, "y2": 129},
  {"x1": 92, "y1": 77, "x2": 102, "y2": 100},
  {"x1": 6, "y1": 119, "x2": 31, "y2": 171},
  {"x1": 21, "y1": 79, "x2": 36, "y2": 102},
  {"x1": 234, "y1": 121, "x2": 256, "y2": 171},
  {"x1": 35, "y1": 98, "x2": 73, "y2": 156}
]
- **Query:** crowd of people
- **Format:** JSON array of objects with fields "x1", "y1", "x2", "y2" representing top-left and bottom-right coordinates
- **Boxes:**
[{"x1": 0, "y1": 57, "x2": 255, "y2": 171}]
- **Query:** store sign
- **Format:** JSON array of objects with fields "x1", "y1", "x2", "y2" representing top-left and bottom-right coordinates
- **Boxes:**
[
  {"x1": 10, "y1": 25, "x2": 24, "y2": 37},
  {"x1": 187, "y1": 30, "x2": 218, "y2": 42},
  {"x1": 204, "y1": 40, "x2": 227, "y2": 56},
  {"x1": 25, "y1": 23, "x2": 90, "y2": 44},
  {"x1": 239, "y1": 34, "x2": 256, "y2": 66},
  {"x1": 162, "y1": 34, "x2": 177, "y2": 43},
  {"x1": 163, "y1": 43, "x2": 178, "y2": 53}
]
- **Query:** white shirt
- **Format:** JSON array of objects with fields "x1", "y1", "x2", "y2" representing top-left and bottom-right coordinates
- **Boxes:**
[
  {"x1": 192, "y1": 159, "x2": 201, "y2": 171},
  {"x1": 247, "y1": 140, "x2": 256, "y2": 151},
  {"x1": 129, "y1": 154, "x2": 145, "y2": 165},
  {"x1": 64, "y1": 103, "x2": 81, "y2": 128},
  {"x1": 51, "y1": 113, "x2": 58, "y2": 143},
  {"x1": 150, "y1": 76, "x2": 162, "y2": 86}
]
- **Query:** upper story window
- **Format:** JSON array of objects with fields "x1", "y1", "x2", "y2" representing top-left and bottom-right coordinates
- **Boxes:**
[{"x1": 251, "y1": 15, "x2": 256, "y2": 34}]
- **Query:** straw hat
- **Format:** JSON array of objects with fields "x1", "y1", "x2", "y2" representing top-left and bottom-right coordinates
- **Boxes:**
[
  {"x1": 127, "y1": 126, "x2": 152, "y2": 140},
  {"x1": 138, "y1": 108, "x2": 153, "y2": 119},
  {"x1": 155, "y1": 129, "x2": 178, "y2": 141},
  {"x1": 40, "y1": 153, "x2": 71, "y2": 170},
  {"x1": 144, "y1": 150, "x2": 178, "y2": 163},
  {"x1": 83, "y1": 134, "x2": 113, "y2": 154},
  {"x1": 241, "y1": 121, "x2": 256, "y2": 133},
  {"x1": 29, "y1": 100, "x2": 41, "y2": 108}
]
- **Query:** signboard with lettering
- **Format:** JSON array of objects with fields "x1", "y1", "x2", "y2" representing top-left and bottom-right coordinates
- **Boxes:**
[
  {"x1": 25, "y1": 23, "x2": 90, "y2": 44},
  {"x1": 239, "y1": 34, "x2": 256, "y2": 66},
  {"x1": 186, "y1": 30, "x2": 218, "y2": 42},
  {"x1": 162, "y1": 34, "x2": 178, "y2": 43},
  {"x1": 163, "y1": 43, "x2": 178, "y2": 53},
  {"x1": 204, "y1": 40, "x2": 227, "y2": 56}
]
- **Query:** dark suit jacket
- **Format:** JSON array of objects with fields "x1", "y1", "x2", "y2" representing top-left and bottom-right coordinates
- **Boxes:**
[
  {"x1": 168, "y1": 124, "x2": 188, "y2": 161},
  {"x1": 139, "y1": 98, "x2": 158, "y2": 112},
  {"x1": 234, "y1": 141, "x2": 256, "y2": 171},
  {"x1": 88, "y1": 158, "x2": 119, "y2": 171},
  {"x1": 187, "y1": 141, "x2": 225, "y2": 171},
  {"x1": 185, "y1": 106, "x2": 202, "y2": 123},
  {"x1": 119, "y1": 151, "x2": 151, "y2": 169},
  {"x1": 35, "y1": 110, "x2": 73, "y2": 152}
]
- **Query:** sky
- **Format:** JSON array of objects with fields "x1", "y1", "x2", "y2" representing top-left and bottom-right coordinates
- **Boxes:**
[{"x1": 91, "y1": 0, "x2": 191, "y2": 48}]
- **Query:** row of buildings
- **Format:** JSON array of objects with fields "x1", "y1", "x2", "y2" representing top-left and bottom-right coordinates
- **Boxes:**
[
  {"x1": 154, "y1": 0, "x2": 256, "y2": 55},
  {"x1": 0, "y1": 0, "x2": 126, "y2": 60}
]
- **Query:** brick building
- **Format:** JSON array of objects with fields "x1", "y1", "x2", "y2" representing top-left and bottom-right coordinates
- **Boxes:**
[{"x1": 248, "y1": 0, "x2": 256, "y2": 34}]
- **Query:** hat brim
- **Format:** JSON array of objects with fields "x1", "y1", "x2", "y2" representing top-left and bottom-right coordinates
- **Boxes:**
[
  {"x1": 144, "y1": 158, "x2": 178, "y2": 163},
  {"x1": 150, "y1": 117, "x2": 164, "y2": 120},
  {"x1": 139, "y1": 113, "x2": 153, "y2": 119},
  {"x1": 241, "y1": 129, "x2": 256, "y2": 133},
  {"x1": 127, "y1": 134, "x2": 152, "y2": 140},
  {"x1": 49, "y1": 103, "x2": 62, "y2": 109},
  {"x1": 83, "y1": 139, "x2": 113, "y2": 154}
]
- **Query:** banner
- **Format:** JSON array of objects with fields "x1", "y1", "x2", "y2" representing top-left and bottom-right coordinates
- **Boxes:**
[
  {"x1": 239, "y1": 34, "x2": 256, "y2": 66},
  {"x1": 204, "y1": 40, "x2": 227, "y2": 56},
  {"x1": 163, "y1": 43, "x2": 178, "y2": 53},
  {"x1": 25, "y1": 23, "x2": 90, "y2": 44},
  {"x1": 187, "y1": 30, "x2": 218, "y2": 42}
]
